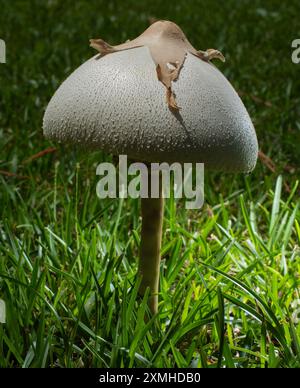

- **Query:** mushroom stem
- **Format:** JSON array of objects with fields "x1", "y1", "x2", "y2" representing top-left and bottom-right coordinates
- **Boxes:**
[{"x1": 139, "y1": 177, "x2": 164, "y2": 314}]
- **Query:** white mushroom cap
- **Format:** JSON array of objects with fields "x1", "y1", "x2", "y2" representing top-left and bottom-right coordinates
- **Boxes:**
[{"x1": 43, "y1": 21, "x2": 258, "y2": 172}]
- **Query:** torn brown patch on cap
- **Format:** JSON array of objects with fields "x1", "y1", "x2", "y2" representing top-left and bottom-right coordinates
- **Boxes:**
[{"x1": 90, "y1": 20, "x2": 225, "y2": 110}]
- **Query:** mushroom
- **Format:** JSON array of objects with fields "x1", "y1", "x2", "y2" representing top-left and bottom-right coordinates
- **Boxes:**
[{"x1": 43, "y1": 20, "x2": 258, "y2": 314}]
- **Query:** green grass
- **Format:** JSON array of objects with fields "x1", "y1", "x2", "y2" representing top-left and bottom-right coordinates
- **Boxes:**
[{"x1": 0, "y1": 0, "x2": 300, "y2": 368}]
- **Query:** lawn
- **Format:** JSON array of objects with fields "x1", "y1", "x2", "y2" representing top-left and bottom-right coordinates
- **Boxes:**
[{"x1": 0, "y1": 0, "x2": 300, "y2": 368}]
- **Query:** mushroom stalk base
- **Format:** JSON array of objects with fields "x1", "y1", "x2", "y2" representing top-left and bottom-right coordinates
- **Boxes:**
[{"x1": 139, "y1": 187, "x2": 164, "y2": 314}]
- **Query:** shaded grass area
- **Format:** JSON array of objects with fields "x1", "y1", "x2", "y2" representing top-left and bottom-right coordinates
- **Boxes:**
[{"x1": 0, "y1": 0, "x2": 299, "y2": 367}]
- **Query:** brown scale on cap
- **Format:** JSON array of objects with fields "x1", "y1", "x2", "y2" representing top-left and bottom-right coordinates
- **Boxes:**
[{"x1": 90, "y1": 20, "x2": 225, "y2": 111}]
